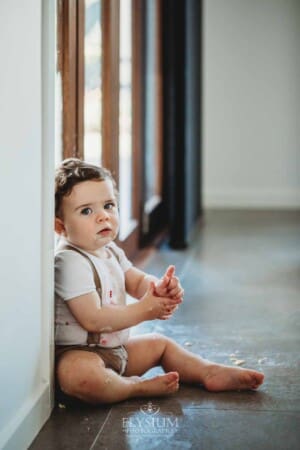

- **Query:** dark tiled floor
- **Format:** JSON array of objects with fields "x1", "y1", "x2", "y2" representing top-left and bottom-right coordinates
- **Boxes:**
[{"x1": 30, "y1": 210, "x2": 300, "y2": 450}]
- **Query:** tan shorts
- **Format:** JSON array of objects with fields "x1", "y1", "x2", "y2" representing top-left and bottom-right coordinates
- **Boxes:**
[{"x1": 55, "y1": 344, "x2": 128, "y2": 375}]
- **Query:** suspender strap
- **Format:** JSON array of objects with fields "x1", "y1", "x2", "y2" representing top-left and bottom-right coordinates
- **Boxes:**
[
  {"x1": 107, "y1": 245, "x2": 120, "y2": 264},
  {"x1": 62, "y1": 245, "x2": 101, "y2": 292},
  {"x1": 61, "y1": 245, "x2": 102, "y2": 345}
]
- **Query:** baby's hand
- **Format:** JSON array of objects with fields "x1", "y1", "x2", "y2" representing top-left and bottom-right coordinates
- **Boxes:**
[
  {"x1": 140, "y1": 282, "x2": 181, "y2": 321},
  {"x1": 155, "y1": 265, "x2": 184, "y2": 301}
]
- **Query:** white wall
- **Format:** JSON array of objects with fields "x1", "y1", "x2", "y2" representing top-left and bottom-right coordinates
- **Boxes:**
[
  {"x1": 0, "y1": 1, "x2": 55, "y2": 449},
  {"x1": 203, "y1": 0, "x2": 300, "y2": 208}
]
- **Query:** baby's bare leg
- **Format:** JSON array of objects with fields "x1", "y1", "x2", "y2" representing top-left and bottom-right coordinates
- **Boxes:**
[
  {"x1": 162, "y1": 340, "x2": 265, "y2": 391},
  {"x1": 125, "y1": 334, "x2": 264, "y2": 392},
  {"x1": 56, "y1": 350, "x2": 179, "y2": 404}
]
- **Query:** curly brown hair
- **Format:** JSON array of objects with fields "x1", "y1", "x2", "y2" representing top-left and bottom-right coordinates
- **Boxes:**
[{"x1": 55, "y1": 158, "x2": 117, "y2": 217}]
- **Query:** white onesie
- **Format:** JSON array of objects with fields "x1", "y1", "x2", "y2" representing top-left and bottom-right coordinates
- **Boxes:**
[{"x1": 55, "y1": 237, "x2": 132, "y2": 348}]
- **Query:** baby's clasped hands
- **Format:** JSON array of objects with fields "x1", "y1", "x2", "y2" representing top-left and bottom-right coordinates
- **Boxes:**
[
  {"x1": 153, "y1": 265, "x2": 184, "y2": 319},
  {"x1": 140, "y1": 281, "x2": 182, "y2": 321},
  {"x1": 154, "y1": 265, "x2": 184, "y2": 301}
]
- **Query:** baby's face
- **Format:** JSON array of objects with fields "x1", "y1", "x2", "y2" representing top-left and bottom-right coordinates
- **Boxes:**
[{"x1": 56, "y1": 179, "x2": 119, "y2": 253}]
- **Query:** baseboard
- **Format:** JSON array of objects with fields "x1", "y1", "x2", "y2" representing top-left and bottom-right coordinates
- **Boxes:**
[
  {"x1": 203, "y1": 188, "x2": 300, "y2": 209},
  {"x1": 0, "y1": 384, "x2": 52, "y2": 450}
]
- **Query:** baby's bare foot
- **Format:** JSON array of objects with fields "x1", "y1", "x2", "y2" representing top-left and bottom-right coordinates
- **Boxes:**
[
  {"x1": 130, "y1": 372, "x2": 180, "y2": 398},
  {"x1": 203, "y1": 363, "x2": 264, "y2": 392}
]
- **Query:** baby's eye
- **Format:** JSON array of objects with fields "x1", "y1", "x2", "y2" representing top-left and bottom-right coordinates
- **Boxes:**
[
  {"x1": 104, "y1": 202, "x2": 116, "y2": 210},
  {"x1": 81, "y1": 207, "x2": 93, "y2": 215}
]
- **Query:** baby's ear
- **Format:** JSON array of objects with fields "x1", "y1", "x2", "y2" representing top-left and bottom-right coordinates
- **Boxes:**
[{"x1": 55, "y1": 217, "x2": 66, "y2": 235}]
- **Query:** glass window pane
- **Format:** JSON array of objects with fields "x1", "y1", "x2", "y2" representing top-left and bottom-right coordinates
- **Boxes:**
[
  {"x1": 84, "y1": 0, "x2": 102, "y2": 165},
  {"x1": 144, "y1": 0, "x2": 162, "y2": 205},
  {"x1": 119, "y1": 0, "x2": 133, "y2": 236}
]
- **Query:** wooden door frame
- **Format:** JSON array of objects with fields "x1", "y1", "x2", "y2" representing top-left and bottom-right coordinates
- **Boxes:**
[{"x1": 162, "y1": 0, "x2": 202, "y2": 248}]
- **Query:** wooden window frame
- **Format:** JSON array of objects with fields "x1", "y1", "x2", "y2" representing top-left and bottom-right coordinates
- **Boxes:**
[
  {"x1": 57, "y1": 0, "x2": 84, "y2": 158},
  {"x1": 101, "y1": 0, "x2": 120, "y2": 177}
]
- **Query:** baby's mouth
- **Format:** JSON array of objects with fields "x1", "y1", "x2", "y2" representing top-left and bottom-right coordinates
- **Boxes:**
[{"x1": 98, "y1": 227, "x2": 111, "y2": 234}]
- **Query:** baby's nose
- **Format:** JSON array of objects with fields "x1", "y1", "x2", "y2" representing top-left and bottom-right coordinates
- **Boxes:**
[{"x1": 96, "y1": 209, "x2": 109, "y2": 221}]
